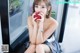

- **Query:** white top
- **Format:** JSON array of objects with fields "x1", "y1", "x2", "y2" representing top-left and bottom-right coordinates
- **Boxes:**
[{"x1": 47, "y1": 34, "x2": 55, "y2": 42}]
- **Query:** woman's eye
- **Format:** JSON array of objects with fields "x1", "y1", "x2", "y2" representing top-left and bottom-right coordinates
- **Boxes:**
[
  {"x1": 42, "y1": 6, "x2": 45, "y2": 8},
  {"x1": 35, "y1": 5, "x2": 38, "y2": 8}
]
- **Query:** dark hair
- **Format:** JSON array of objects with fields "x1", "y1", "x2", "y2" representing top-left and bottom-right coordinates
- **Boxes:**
[{"x1": 32, "y1": 0, "x2": 52, "y2": 18}]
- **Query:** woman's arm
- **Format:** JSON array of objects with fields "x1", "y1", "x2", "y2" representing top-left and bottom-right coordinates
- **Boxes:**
[
  {"x1": 36, "y1": 20, "x2": 58, "y2": 45},
  {"x1": 27, "y1": 16, "x2": 38, "y2": 44},
  {"x1": 36, "y1": 23, "x2": 44, "y2": 44}
]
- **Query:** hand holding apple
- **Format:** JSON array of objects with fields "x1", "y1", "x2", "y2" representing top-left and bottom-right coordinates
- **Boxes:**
[{"x1": 34, "y1": 12, "x2": 42, "y2": 21}]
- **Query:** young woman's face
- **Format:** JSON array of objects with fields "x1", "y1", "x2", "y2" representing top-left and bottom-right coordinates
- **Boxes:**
[{"x1": 34, "y1": 2, "x2": 48, "y2": 16}]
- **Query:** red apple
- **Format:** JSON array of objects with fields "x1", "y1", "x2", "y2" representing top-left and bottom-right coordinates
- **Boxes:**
[{"x1": 34, "y1": 12, "x2": 41, "y2": 21}]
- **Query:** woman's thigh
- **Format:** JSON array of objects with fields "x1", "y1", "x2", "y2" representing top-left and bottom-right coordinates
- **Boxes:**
[
  {"x1": 36, "y1": 44, "x2": 51, "y2": 53},
  {"x1": 24, "y1": 44, "x2": 36, "y2": 53}
]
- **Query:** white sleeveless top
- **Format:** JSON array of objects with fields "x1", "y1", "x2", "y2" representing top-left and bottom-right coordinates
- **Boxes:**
[{"x1": 47, "y1": 34, "x2": 55, "y2": 42}]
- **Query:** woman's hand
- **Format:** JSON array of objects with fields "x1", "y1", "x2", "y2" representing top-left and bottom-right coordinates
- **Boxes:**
[
  {"x1": 32, "y1": 12, "x2": 37, "y2": 26},
  {"x1": 38, "y1": 12, "x2": 44, "y2": 22},
  {"x1": 37, "y1": 12, "x2": 44, "y2": 26},
  {"x1": 32, "y1": 12, "x2": 44, "y2": 28}
]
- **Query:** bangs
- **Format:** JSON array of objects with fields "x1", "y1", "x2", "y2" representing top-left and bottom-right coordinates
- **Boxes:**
[
  {"x1": 34, "y1": 0, "x2": 43, "y2": 5},
  {"x1": 33, "y1": 0, "x2": 51, "y2": 8}
]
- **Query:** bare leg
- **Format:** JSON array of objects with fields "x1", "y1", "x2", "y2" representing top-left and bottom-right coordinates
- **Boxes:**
[
  {"x1": 36, "y1": 44, "x2": 51, "y2": 53},
  {"x1": 24, "y1": 44, "x2": 36, "y2": 53},
  {"x1": 36, "y1": 44, "x2": 44, "y2": 53}
]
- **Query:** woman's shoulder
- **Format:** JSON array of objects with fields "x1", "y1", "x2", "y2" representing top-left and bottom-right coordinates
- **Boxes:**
[
  {"x1": 49, "y1": 17, "x2": 58, "y2": 26},
  {"x1": 27, "y1": 16, "x2": 32, "y2": 21},
  {"x1": 27, "y1": 16, "x2": 33, "y2": 24},
  {"x1": 27, "y1": 16, "x2": 34, "y2": 27}
]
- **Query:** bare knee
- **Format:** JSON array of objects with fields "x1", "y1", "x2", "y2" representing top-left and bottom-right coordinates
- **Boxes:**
[
  {"x1": 36, "y1": 44, "x2": 45, "y2": 53},
  {"x1": 36, "y1": 44, "x2": 43, "y2": 50},
  {"x1": 24, "y1": 44, "x2": 36, "y2": 53},
  {"x1": 29, "y1": 44, "x2": 36, "y2": 48}
]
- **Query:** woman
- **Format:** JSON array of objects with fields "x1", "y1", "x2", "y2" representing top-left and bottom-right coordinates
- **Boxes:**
[{"x1": 24, "y1": 0, "x2": 61, "y2": 53}]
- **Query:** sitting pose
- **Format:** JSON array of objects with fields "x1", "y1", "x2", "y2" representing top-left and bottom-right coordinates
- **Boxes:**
[{"x1": 24, "y1": 0, "x2": 61, "y2": 53}]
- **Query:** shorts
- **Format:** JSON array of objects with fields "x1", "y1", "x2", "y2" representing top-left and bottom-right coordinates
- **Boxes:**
[
  {"x1": 25, "y1": 40, "x2": 62, "y2": 53},
  {"x1": 44, "y1": 40, "x2": 62, "y2": 53}
]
